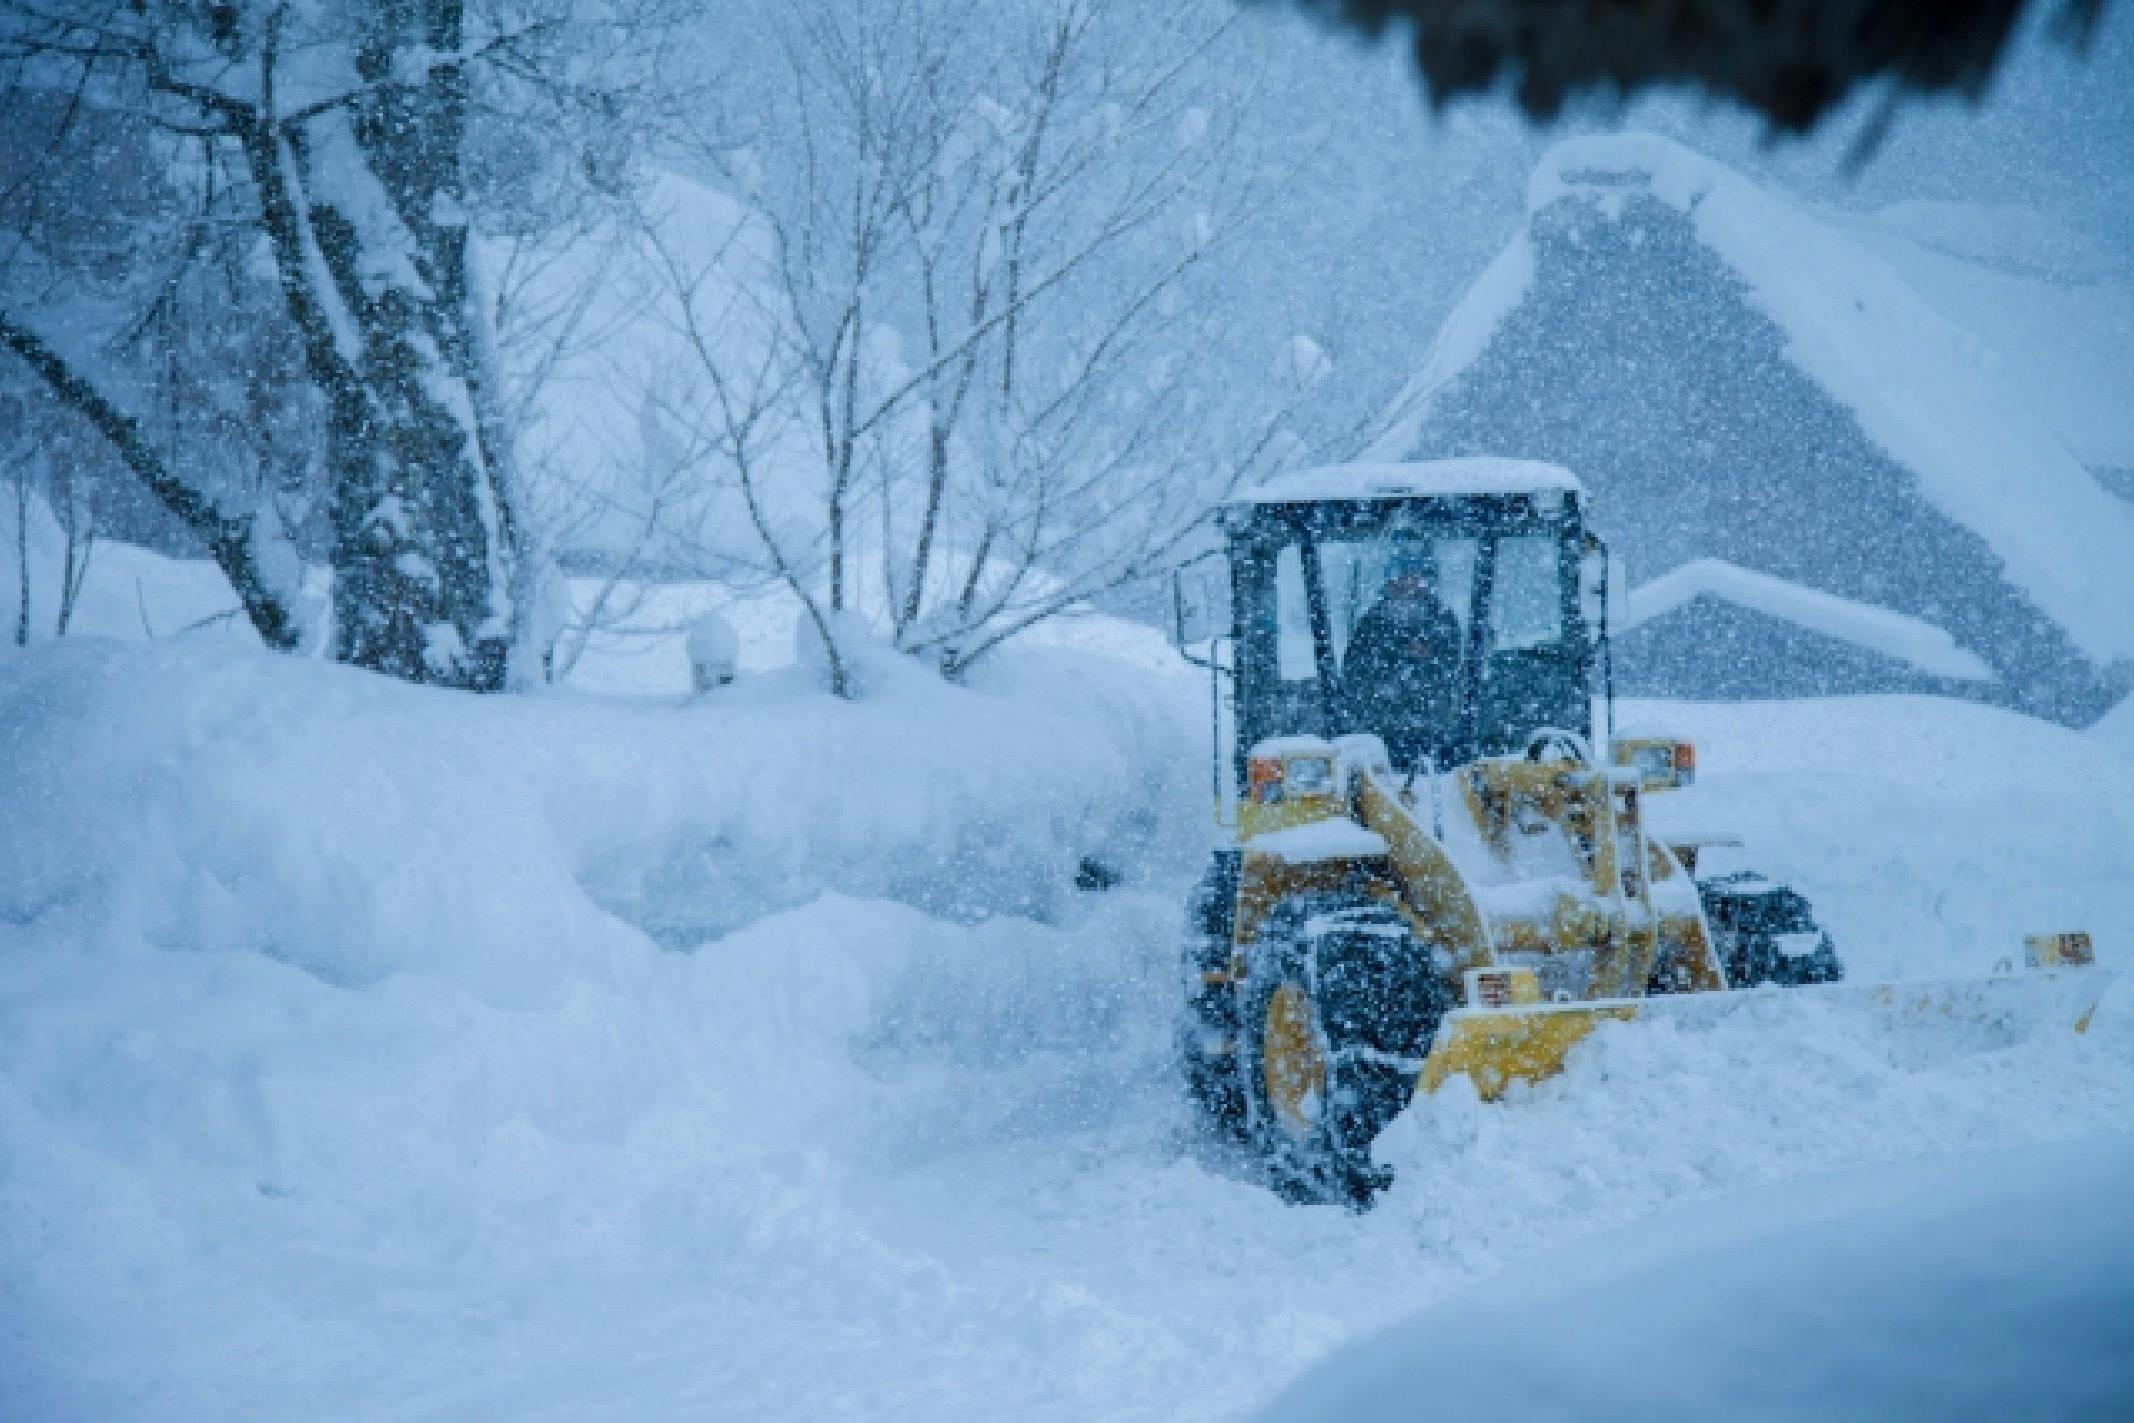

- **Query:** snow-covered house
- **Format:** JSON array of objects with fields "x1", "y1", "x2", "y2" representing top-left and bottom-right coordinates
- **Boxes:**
[{"x1": 1364, "y1": 133, "x2": 2134, "y2": 725}]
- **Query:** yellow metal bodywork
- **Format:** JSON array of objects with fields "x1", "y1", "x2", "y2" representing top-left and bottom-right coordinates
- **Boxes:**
[
  {"x1": 1420, "y1": 1000, "x2": 1637, "y2": 1100},
  {"x1": 1415, "y1": 965, "x2": 2116, "y2": 1102},
  {"x1": 1236, "y1": 786, "x2": 1348, "y2": 845},
  {"x1": 1221, "y1": 742, "x2": 2102, "y2": 1109}
]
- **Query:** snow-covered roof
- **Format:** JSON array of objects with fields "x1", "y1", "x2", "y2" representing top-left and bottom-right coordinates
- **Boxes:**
[
  {"x1": 1840, "y1": 202, "x2": 2134, "y2": 473},
  {"x1": 1363, "y1": 132, "x2": 2134, "y2": 667},
  {"x1": 1236, "y1": 458, "x2": 1582, "y2": 506},
  {"x1": 1625, "y1": 558, "x2": 1995, "y2": 682}
]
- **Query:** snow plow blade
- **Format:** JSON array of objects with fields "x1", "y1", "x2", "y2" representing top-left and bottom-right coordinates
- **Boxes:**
[{"x1": 1418, "y1": 966, "x2": 2114, "y2": 1102}]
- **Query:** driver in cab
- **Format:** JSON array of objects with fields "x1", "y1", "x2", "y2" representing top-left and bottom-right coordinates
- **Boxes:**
[{"x1": 1342, "y1": 548, "x2": 1464, "y2": 770}]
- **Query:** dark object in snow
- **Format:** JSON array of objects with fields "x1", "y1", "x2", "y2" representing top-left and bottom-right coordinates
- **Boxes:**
[
  {"x1": 1074, "y1": 855, "x2": 1125, "y2": 891},
  {"x1": 1291, "y1": 0, "x2": 2106, "y2": 134},
  {"x1": 1177, "y1": 851, "x2": 1248, "y2": 1138},
  {"x1": 1696, "y1": 872, "x2": 1848, "y2": 987}
]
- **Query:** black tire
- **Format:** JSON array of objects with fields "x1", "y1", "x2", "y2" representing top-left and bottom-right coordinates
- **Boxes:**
[
  {"x1": 1695, "y1": 872, "x2": 1846, "y2": 988},
  {"x1": 1236, "y1": 894, "x2": 1450, "y2": 1208},
  {"x1": 1177, "y1": 853, "x2": 1245, "y2": 1138}
]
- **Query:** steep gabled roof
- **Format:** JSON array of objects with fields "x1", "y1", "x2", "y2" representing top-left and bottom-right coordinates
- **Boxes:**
[{"x1": 1366, "y1": 132, "x2": 2134, "y2": 666}]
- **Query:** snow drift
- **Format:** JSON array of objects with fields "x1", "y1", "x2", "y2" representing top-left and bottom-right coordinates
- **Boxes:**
[
  {"x1": 3, "y1": 635, "x2": 2131, "y2": 1419},
  {"x1": 0, "y1": 633, "x2": 1204, "y2": 1418},
  {"x1": 0, "y1": 635, "x2": 1202, "y2": 996}
]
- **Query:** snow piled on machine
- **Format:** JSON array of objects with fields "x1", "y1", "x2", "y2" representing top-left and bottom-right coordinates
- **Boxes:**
[{"x1": 1364, "y1": 131, "x2": 2134, "y2": 667}]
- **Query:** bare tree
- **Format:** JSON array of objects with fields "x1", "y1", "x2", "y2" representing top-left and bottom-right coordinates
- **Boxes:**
[{"x1": 649, "y1": 0, "x2": 1308, "y2": 694}]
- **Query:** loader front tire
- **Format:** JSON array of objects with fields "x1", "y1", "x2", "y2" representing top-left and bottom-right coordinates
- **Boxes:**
[{"x1": 1237, "y1": 894, "x2": 1449, "y2": 1208}]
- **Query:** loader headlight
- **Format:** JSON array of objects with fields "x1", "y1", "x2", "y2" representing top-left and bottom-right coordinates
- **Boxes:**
[
  {"x1": 1613, "y1": 738, "x2": 1695, "y2": 791},
  {"x1": 1284, "y1": 755, "x2": 1336, "y2": 796},
  {"x1": 1632, "y1": 745, "x2": 1673, "y2": 781},
  {"x1": 1247, "y1": 750, "x2": 1336, "y2": 803}
]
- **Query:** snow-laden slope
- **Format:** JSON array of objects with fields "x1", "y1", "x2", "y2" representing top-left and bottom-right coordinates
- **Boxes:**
[
  {"x1": 1364, "y1": 131, "x2": 2134, "y2": 666},
  {"x1": 1844, "y1": 200, "x2": 2134, "y2": 474},
  {"x1": 2, "y1": 640, "x2": 2130, "y2": 1419}
]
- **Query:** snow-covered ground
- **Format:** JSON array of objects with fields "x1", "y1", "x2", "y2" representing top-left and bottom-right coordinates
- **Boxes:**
[
  {"x1": 2, "y1": 618, "x2": 2130, "y2": 1419},
  {"x1": 1257, "y1": 1135, "x2": 2134, "y2": 1421}
]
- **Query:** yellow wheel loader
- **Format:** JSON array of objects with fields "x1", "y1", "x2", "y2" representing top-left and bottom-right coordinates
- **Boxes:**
[{"x1": 1172, "y1": 459, "x2": 2111, "y2": 1205}]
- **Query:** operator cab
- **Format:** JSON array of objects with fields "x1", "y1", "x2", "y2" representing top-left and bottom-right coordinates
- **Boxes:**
[{"x1": 1222, "y1": 459, "x2": 1603, "y2": 785}]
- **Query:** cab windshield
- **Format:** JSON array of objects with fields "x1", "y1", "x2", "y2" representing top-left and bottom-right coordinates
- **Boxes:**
[
  {"x1": 1234, "y1": 502, "x2": 1584, "y2": 772},
  {"x1": 1272, "y1": 531, "x2": 1569, "y2": 679}
]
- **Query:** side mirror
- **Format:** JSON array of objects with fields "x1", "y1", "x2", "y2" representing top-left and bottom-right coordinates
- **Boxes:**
[
  {"x1": 1170, "y1": 562, "x2": 1231, "y2": 674},
  {"x1": 1580, "y1": 545, "x2": 1630, "y2": 641}
]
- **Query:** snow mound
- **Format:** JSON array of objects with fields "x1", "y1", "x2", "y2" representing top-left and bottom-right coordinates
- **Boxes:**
[
  {"x1": 1257, "y1": 1135, "x2": 2134, "y2": 1422},
  {"x1": 0, "y1": 635, "x2": 1204, "y2": 1418},
  {"x1": 1628, "y1": 558, "x2": 1994, "y2": 681},
  {"x1": 1368, "y1": 131, "x2": 2134, "y2": 666},
  {"x1": 0, "y1": 636, "x2": 1202, "y2": 999},
  {"x1": 1625, "y1": 695, "x2": 2134, "y2": 981}
]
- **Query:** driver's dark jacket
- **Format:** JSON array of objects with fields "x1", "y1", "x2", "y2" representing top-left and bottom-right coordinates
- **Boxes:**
[{"x1": 1341, "y1": 593, "x2": 1463, "y2": 769}]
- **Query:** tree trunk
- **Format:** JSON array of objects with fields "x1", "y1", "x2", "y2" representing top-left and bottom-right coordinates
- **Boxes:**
[{"x1": 299, "y1": 0, "x2": 514, "y2": 690}]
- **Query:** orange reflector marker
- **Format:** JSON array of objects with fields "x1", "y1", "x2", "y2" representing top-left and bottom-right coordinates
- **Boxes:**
[{"x1": 2025, "y1": 932, "x2": 2095, "y2": 969}]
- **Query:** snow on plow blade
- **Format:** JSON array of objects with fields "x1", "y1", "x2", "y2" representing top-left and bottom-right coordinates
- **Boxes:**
[{"x1": 1418, "y1": 965, "x2": 2114, "y2": 1102}]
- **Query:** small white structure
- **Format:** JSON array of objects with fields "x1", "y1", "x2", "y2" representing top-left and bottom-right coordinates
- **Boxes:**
[{"x1": 686, "y1": 610, "x2": 739, "y2": 693}]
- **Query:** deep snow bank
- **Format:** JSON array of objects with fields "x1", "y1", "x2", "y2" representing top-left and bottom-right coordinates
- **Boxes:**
[
  {"x1": 1625, "y1": 695, "x2": 2134, "y2": 981},
  {"x1": 0, "y1": 636, "x2": 1203, "y2": 997},
  {"x1": 0, "y1": 634, "x2": 1204, "y2": 1418}
]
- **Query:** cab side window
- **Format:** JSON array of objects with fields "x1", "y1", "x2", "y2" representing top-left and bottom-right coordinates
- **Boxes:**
[{"x1": 1490, "y1": 534, "x2": 1566, "y2": 651}]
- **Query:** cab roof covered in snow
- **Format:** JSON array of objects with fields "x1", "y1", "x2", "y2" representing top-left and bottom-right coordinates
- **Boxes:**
[{"x1": 1235, "y1": 458, "x2": 1584, "y2": 507}]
